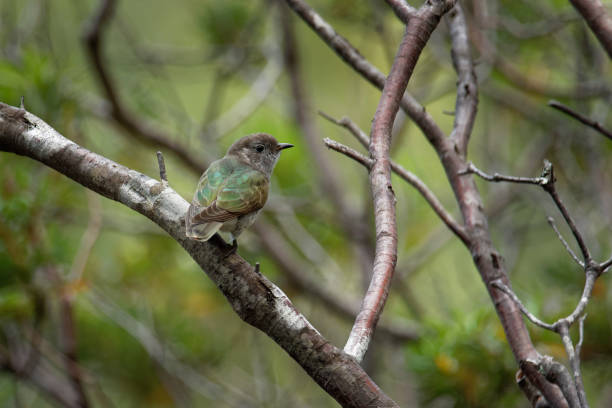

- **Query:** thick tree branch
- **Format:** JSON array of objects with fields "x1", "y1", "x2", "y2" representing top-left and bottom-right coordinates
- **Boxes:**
[
  {"x1": 0, "y1": 102, "x2": 399, "y2": 408},
  {"x1": 343, "y1": 0, "x2": 457, "y2": 363},
  {"x1": 567, "y1": 0, "x2": 612, "y2": 58}
]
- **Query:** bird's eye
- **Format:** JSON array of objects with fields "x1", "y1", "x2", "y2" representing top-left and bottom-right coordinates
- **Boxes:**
[{"x1": 255, "y1": 144, "x2": 264, "y2": 153}]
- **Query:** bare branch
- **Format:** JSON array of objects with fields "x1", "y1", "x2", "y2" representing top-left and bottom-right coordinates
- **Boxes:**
[
  {"x1": 384, "y1": 0, "x2": 416, "y2": 22},
  {"x1": 447, "y1": 2, "x2": 478, "y2": 155},
  {"x1": 542, "y1": 174, "x2": 592, "y2": 264},
  {"x1": 491, "y1": 280, "x2": 555, "y2": 331},
  {"x1": 576, "y1": 314, "x2": 587, "y2": 358},
  {"x1": 462, "y1": 161, "x2": 548, "y2": 185},
  {"x1": 320, "y1": 112, "x2": 468, "y2": 244},
  {"x1": 0, "y1": 102, "x2": 399, "y2": 407},
  {"x1": 156, "y1": 151, "x2": 168, "y2": 184},
  {"x1": 601, "y1": 257, "x2": 612, "y2": 272},
  {"x1": 465, "y1": 161, "x2": 592, "y2": 263},
  {"x1": 547, "y1": 217, "x2": 584, "y2": 268},
  {"x1": 343, "y1": 0, "x2": 457, "y2": 363},
  {"x1": 323, "y1": 138, "x2": 373, "y2": 168},
  {"x1": 548, "y1": 100, "x2": 612, "y2": 142},
  {"x1": 558, "y1": 323, "x2": 589, "y2": 408},
  {"x1": 567, "y1": 0, "x2": 612, "y2": 58}
]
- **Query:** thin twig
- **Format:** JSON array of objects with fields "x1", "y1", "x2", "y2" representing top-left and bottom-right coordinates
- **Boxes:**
[
  {"x1": 156, "y1": 151, "x2": 168, "y2": 184},
  {"x1": 543, "y1": 175, "x2": 592, "y2": 264},
  {"x1": 465, "y1": 161, "x2": 592, "y2": 263},
  {"x1": 323, "y1": 138, "x2": 373, "y2": 168},
  {"x1": 548, "y1": 100, "x2": 612, "y2": 142},
  {"x1": 576, "y1": 314, "x2": 587, "y2": 357},
  {"x1": 558, "y1": 323, "x2": 589, "y2": 408},
  {"x1": 462, "y1": 161, "x2": 548, "y2": 185},
  {"x1": 320, "y1": 111, "x2": 468, "y2": 244},
  {"x1": 491, "y1": 280, "x2": 555, "y2": 330},
  {"x1": 601, "y1": 257, "x2": 612, "y2": 272},
  {"x1": 547, "y1": 217, "x2": 584, "y2": 268}
]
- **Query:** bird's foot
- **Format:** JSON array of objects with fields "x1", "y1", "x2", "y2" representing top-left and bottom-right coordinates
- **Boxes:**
[{"x1": 253, "y1": 262, "x2": 260, "y2": 274}]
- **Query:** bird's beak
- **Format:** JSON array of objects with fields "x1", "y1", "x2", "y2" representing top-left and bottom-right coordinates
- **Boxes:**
[{"x1": 277, "y1": 143, "x2": 294, "y2": 151}]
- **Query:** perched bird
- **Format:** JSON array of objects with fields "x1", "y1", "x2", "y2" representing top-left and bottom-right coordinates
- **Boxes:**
[{"x1": 185, "y1": 133, "x2": 293, "y2": 247}]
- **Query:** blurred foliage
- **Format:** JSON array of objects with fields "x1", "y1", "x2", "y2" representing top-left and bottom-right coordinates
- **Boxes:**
[{"x1": 1, "y1": 0, "x2": 612, "y2": 407}]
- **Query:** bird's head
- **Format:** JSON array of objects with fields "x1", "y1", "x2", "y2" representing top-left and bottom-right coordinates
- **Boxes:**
[{"x1": 227, "y1": 133, "x2": 293, "y2": 176}]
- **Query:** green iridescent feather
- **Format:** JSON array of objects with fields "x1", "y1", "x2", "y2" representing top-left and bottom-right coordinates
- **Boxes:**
[{"x1": 192, "y1": 156, "x2": 269, "y2": 221}]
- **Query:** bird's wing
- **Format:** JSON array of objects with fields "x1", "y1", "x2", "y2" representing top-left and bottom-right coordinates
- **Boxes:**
[
  {"x1": 188, "y1": 158, "x2": 269, "y2": 224},
  {"x1": 215, "y1": 166, "x2": 269, "y2": 215}
]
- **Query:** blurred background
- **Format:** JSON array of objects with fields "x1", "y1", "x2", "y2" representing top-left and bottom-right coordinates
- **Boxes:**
[{"x1": 1, "y1": 0, "x2": 612, "y2": 406}]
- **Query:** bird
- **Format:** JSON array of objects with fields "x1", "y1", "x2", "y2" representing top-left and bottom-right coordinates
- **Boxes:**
[{"x1": 185, "y1": 133, "x2": 293, "y2": 249}]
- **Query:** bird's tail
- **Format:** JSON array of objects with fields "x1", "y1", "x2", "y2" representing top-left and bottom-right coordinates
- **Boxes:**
[
  {"x1": 185, "y1": 204, "x2": 222, "y2": 241},
  {"x1": 186, "y1": 221, "x2": 222, "y2": 241}
]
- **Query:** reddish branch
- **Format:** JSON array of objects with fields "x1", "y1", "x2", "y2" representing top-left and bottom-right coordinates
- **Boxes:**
[
  {"x1": 343, "y1": 0, "x2": 457, "y2": 362},
  {"x1": 567, "y1": 0, "x2": 612, "y2": 58},
  {"x1": 0, "y1": 103, "x2": 399, "y2": 408}
]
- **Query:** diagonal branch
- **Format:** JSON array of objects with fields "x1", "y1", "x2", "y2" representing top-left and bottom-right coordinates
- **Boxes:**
[
  {"x1": 466, "y1": 161, "x2": 592, "y2": 263},
  {"x1": 320, "y1": 113, "x2": 468, "y2": 244},
  {"x1": 548, "y1": 100, "x2": 612, "y2": 142},
  {"x1": 343, "y1": 0, "x2": 457, "y2": 363},
  {"x1": 0, "y1": 102, "x2": 399, "y2": 408},
  {"x1": 567, "y1": 0, "x2": 612, "y2": 58},
  {"x1": 385, "y1": 0, "x2": 417, "y2": 22}
]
